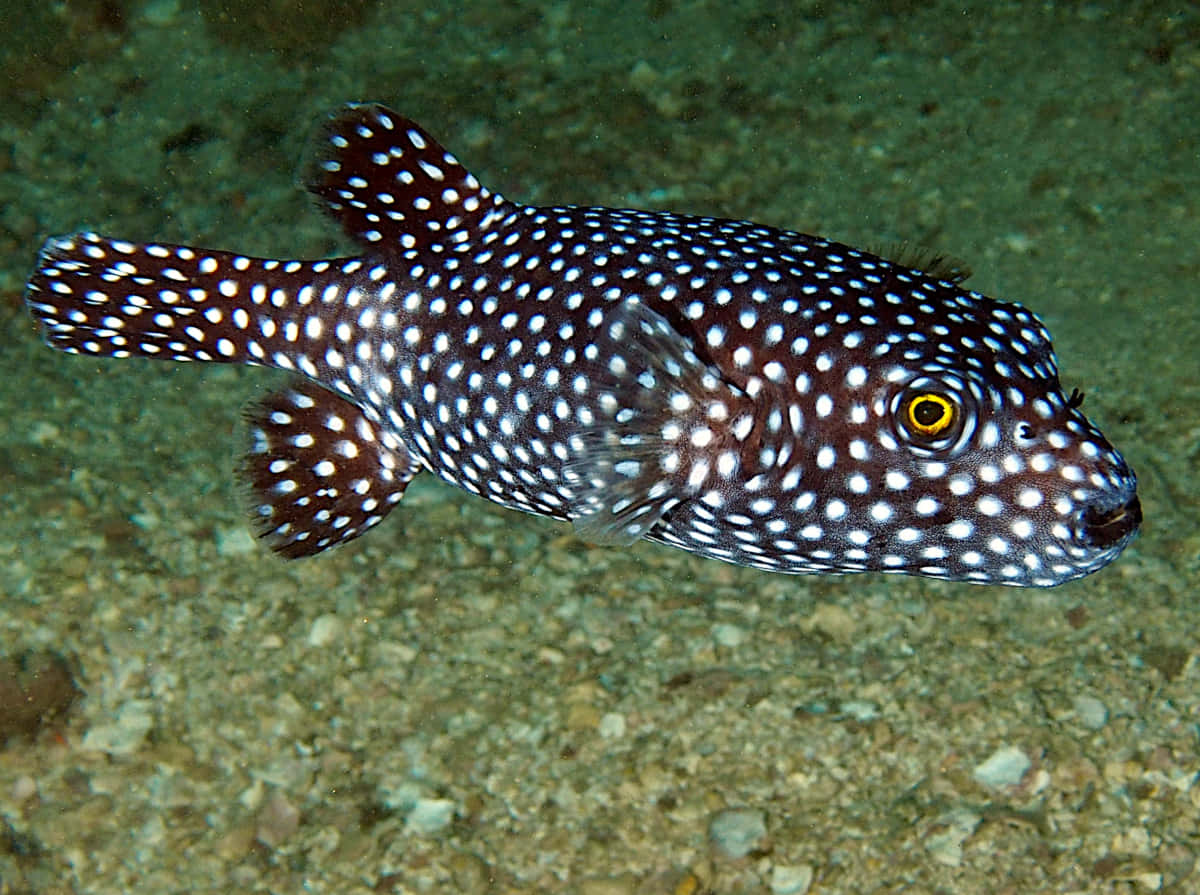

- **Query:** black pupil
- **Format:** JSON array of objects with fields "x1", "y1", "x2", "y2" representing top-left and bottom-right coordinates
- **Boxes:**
[{"x1": 914, "y1": 398, "x2": 946, "y2": 427}]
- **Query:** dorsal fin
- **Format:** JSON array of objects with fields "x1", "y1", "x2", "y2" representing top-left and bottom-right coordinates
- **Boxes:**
[
  {"x1": 879, "y1": 241, "x2": 973, "y2": 284},
  {"x1": 305, "y1": 103, "x2": 511, "y2": 258}
]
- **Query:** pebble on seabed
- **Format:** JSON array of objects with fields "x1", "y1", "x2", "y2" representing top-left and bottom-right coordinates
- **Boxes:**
[
  {"x1": 307, "y1": 613, "x2": 344, "y2": 647},
  {"x1": 405, "y1": 797, "x2": 456, "y2": 834},
  {"x1": 770, "y1": 863, "x2": 815, "y2": 895},
  {"x1": 973, "y1": 745, "x2": 1032, "y2": 788},
  {"x1": 1073, "y1": 694, "x2": 1109, "y2": 730},
  {"x1": 708, "y1": 807, "x2": 767, "y2": 858}
]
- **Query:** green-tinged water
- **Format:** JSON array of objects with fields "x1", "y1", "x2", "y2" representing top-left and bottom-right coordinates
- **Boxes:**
[{"x1": 1, "y1": 1, "x2": 1197, "y2": 892}]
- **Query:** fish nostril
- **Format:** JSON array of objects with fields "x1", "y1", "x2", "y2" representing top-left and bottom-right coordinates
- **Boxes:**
[{"x1": 1080, "y1": 494, "x2": 1142, "y2": 548}]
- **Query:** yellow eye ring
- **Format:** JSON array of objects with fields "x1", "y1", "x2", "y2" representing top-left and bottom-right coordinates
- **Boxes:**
[{"x1": 906, "y1": 392, "x2": 956, "y2": 437}]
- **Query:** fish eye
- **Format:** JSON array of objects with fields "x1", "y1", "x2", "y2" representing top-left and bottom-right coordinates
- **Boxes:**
[{"x1": 904, "y1": 392, "x2": 957, "y2": 438}]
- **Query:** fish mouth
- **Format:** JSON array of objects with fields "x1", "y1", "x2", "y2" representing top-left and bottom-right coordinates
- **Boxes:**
[{"x1": 1079, "y1": 493, "x2": 1142, "y2": 550}]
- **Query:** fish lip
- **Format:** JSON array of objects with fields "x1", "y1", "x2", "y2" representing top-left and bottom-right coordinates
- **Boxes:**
[{"x1": 1078, "y1": 492, "x2": 1142, "y2": 550}]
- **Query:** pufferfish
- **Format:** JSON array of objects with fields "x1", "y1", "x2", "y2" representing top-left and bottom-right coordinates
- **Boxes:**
[{"x1": 24, "y1": 102, "x2": 1141, "y2": 586}]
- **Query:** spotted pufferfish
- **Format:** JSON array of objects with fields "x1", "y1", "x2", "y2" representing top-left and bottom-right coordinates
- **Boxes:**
[{"x1": 24, "y1": 102, "x2": 1141, "y2": 586}]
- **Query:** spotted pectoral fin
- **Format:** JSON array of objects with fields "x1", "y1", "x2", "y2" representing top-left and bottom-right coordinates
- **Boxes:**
[
  {"x1": 566, "y1": 428, "x2": 684, "y2": 547},
  {"x1": 565, "y1": 299, "x2": 749, "y2": 548},
  {"x1": 241, "y1": 381, "x2": 421, "y2": 558}
]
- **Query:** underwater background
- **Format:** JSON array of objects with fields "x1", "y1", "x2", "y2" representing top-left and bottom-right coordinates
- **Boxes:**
[{"x1": 0, "y1": 0, "x2": 1197, "y2": 892}]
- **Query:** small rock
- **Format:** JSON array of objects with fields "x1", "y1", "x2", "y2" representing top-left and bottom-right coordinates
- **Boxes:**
[
  {"x1": 598, "y1": 712, "x2": 626, "y2": 739},
  {"x1": 973, "y1": 745, "x2": 1031, "y2": 788},
  {"x1": 628, "y1": 60, "x2": 660, "y2": 90},
  {"x1": 255, "y1": 791, "x2": 301, "y2": 848},
  {"x1": 447, "y1": 852, "x2": 493, "y2": 893},
  {"x1": 926, "y1": 808, "x2": 982, "y2": 867},
  {"x1": 215, "y1": 822, "x2": 257, "y2": 860},
  {"x1": 1073, "y1": 694, "x2": 1108, "y2": 730},
  {"x1": 712, "y1": 623, "x2": 746, "y2": 648},
  {"x1": 130, "y1": 511, "x2": 160, "y2": 531},
  {"x1": 839, "y1": 700, "x2": 880, "y2": 722},
  {"x1": 770, "y1": 863, "x2": 814, "y2": 895},
  {"x1": 239, "y1": 778, "x2": 265, "y2": 810},
  {"x1": 0, "y1": 650, "x2": 81, "y2": 742},
  {"x1": 81, "y1": 700, "x2": 154, "y2": 755},
  {"x1": 590, "y1": 636, "x2": 614, "y2": 655},
  {"x1": 1130, "y1": 871, "x2": 1163, "y2": 891},
  {"x1": 307, "y1": 614, "x2": 344, "y2": 648},
  {"x1": 405, "y1": 797, "x2": 455, "y2": 835},
  {"x1": 10, "y1": 775, "x2": 37, "y2": 803},
  {"x1": 566, "y1": 702, "x2": 603, "y2": 730},
  {"x1": 1112, "y1": 825, "x2": 1153, "y2": 857},
  {"x1": 215, "y1": 525, "x2": 257, "y2": 557},
  {"x1": 29, "y1": 421, "x2": 60, "y2": 446},
  {"x1": 708, "y1": 807, "x2": 767, "y2": 859},
  {"x1": 801, "y1": 603, "x2": 856, "y2": 643},
  {"x1": 141, "y1": 0, "x2": 182, "y2": 27}
]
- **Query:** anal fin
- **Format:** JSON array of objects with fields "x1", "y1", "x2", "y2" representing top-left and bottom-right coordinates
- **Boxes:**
[{"x1": 241, "y1": 381, "x2": 420, "y2": 558}]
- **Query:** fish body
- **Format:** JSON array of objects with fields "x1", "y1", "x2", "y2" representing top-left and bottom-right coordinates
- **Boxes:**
[{"x1": 25, "y1": 103, "x2": 1140, "y2": 585}]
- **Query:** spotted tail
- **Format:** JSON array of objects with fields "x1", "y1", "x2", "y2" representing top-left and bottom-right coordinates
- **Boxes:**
[
  {"x1": 29, "y1": 233, "x2": 352, "y2": 366},
  {"x1": 25, "y1": 234, "x2": 424, "y2": 557}
]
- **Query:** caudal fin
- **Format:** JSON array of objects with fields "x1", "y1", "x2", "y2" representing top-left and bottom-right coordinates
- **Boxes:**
[{"x1": 24, "y1": 232, "x2": 356, "y2": 367}]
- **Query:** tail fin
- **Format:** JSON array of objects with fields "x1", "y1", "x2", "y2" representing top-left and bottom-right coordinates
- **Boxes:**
[{"x1": 25, "y1": 232, "x2": 354, "y2": 367}]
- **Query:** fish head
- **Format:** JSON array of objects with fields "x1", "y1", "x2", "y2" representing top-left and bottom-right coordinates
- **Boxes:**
[{"x1": 805, "y1": 287, "x2": 1141, "y2": 586}]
